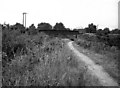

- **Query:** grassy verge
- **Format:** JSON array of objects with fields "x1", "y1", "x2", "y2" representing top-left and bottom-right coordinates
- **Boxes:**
[{"x1": 73, "y1": 34, "x2": 119, "y2": 85}]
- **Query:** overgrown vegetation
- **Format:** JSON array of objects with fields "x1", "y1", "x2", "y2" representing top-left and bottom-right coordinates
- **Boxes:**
[
  {"x1": 1, "y1": 23, "x2": 97, "y2": 86},
  {"x1": 1, "y1": 22, "x2": 120, "y2": 86},
  {"x1": 74, "y1": 33, "x2": 120, "y2": 84},
  {"x1": 75, "y1": 34, "x2": 120, "y2": 53}
]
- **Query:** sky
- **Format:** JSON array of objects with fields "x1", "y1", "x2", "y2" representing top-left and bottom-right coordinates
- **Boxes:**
[{"x1": 1, "y1": 0, "x2": 120, "y2": 29}]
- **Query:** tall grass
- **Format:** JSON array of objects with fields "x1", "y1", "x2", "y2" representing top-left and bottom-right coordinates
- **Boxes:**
[{"x1": 3, "y1": 31, "x2": 100, "y2": 86}]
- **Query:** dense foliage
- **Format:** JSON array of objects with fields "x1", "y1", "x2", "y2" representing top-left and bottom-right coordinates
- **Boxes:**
[
  {"x1": 1, "y1": 22, "x2": 120, "y2": 86},
  {"x1": 2, "y1": 23, "x2": 97, "y2": 86}
]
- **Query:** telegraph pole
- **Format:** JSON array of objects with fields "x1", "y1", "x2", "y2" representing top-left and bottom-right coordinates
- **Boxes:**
[
  {"x1": 23, "y1": 12, "x2": 27, "y2": 28},
  {"x1": 118, "y1": 1, "x2": 120, "y2": 29}
]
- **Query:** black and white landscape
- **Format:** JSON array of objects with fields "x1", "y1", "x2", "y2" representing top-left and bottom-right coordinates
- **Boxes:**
[{"x1": 0, "y1": 0, "x2": 120, "y2": 87}]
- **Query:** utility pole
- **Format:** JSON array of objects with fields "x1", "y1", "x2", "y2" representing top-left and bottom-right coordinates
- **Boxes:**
[
  {"x1": 23, "y1": 12, "x2": 27, "y2": 28},
  {"x1": 118, "y1": 1, "x2": 120, "y2": 29}
]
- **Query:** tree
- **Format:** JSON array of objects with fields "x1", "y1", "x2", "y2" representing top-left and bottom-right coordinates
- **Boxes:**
[
  {"x1": 103, "y1": 27, "x2": 110, "y2": 35},
  {"x1": 85, "y1": 23, "x2": 97, "y2": 33},
  {"x1": 96, "y1": 29, "x2": 103, "y2": 36},
  {"x1": 110, "y1": 29, "x2": 120, "y2": 34},
  {"x1": 15, "y1": 23, "x2": 24, "y2": 29},
  {"x1": 28, "y1": 24, "x2": 37, "y2": 35},
  {"x1": 12, "y1": 23, "x2": 25, "y2": 33},
  {"x1": 37, "y1": 23, "x2": 52, "y2": 30},
  {"x1": 88, "y1": 23, "x2": 97, "y2": 33},
  {"x1": 53, "y1": 22, "x2": 66, "y2": 30}
]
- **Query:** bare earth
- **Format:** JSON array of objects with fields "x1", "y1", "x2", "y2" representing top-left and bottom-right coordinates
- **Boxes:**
[{"x1": 67, "y1": 40, "x2": 118, "y2": 86}]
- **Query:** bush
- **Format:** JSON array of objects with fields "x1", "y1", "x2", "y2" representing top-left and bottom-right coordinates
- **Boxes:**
[{"x1": 75, "y1": 34, "x2": 120, "y2": 54}]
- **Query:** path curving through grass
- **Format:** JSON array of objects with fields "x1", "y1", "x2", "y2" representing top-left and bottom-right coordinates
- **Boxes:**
[{"x1": 67, "y1": 41, "x2": 118, "y2": 86}]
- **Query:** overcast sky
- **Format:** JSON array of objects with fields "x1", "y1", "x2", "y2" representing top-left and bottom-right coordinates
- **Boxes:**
[{"x1": 1, "y1": 0, "x2": 119, "y2": 29}]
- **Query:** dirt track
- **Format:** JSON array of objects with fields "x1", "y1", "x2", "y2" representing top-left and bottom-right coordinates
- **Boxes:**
[{"x1": 67, "y1": 41, "x2": 118, "y2": 86}]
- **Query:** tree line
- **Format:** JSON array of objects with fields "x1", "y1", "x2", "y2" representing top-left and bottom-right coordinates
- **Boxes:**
[{"x1": 1, "y1": 22, "x2": 120, "y2": 35}]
